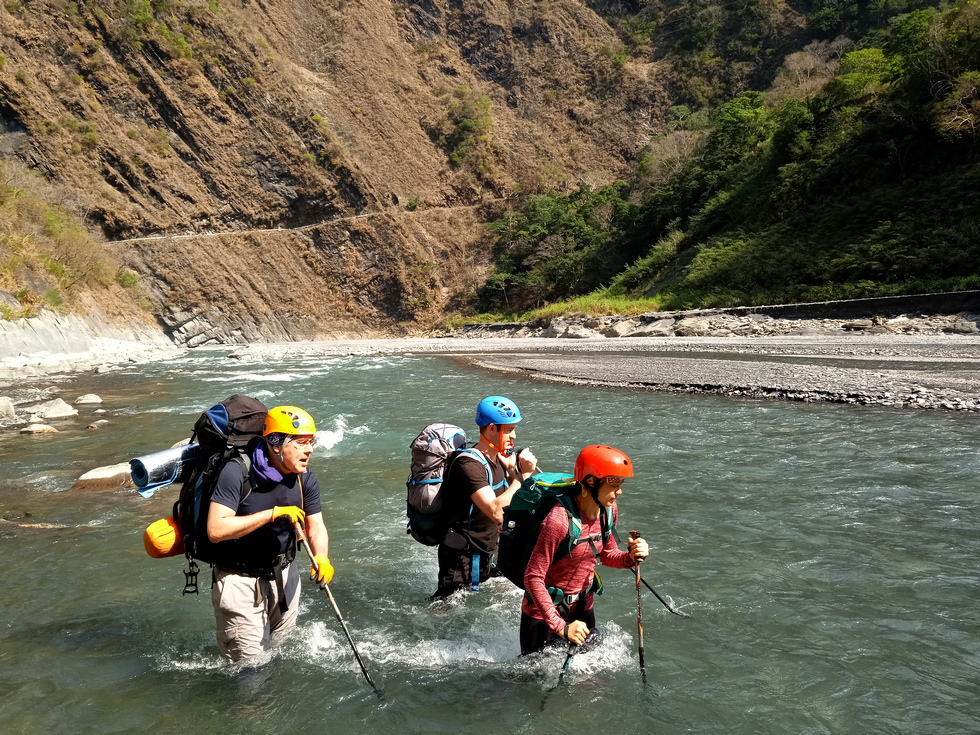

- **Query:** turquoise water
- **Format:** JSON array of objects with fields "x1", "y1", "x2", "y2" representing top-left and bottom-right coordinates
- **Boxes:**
[{"x1": 0, "y1": 350, "x2": 977, "y2": 734}]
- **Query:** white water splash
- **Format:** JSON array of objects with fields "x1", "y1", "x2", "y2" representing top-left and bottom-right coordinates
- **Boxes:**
[
  {"x1": 201, "y1": 372, "x2": 306, "y2": 383},
  {"x1": 315, "y1": 415, "x2": 370, "y2": 454}
]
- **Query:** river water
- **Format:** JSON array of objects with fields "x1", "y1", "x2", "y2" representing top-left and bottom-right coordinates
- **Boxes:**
[{"x1": 0, "y1": 349, "x2": 977, "y2": 734}]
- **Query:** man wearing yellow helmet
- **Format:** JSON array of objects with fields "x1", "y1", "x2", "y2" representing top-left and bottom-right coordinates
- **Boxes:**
[{"x1": 206, "y1": 405, "x2": 332, "y2": 663}]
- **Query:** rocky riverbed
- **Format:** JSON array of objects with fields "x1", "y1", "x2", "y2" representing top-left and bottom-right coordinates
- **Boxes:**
[
  {"x1": 3, "y1": 305, "x2": 980, "y2": 420},
  {"x1": 455, "y1": 310, "x2": 980, "y2": 340},
  {"x1": 439, "y1": 308, "x2": 980, "y2": 412},
  {"x1": 227, "y1": 327, "x2": 980, "y2": 412}
]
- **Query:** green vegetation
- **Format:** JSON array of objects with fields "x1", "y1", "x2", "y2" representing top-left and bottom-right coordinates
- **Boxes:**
[
  {"x1": 115, "y1": 270, "x2": 139, "y2": 288},
  {"x1": 0, "y1": 161, "x2": 126, "y2": 318},
  {"x1": 476, "y1": 1, "x2": 980, "y2": 316},
  {"x1": 478, "y1": 181, "x2": 638, "y2": 312},
  {"x1": 297, "y1": 111, "x2": 345, "y2": 167},
  {"x1": 110, "y1": 0, "x2": 213, "y2": 59},
  {"x1": 436, "y1": 86, "x2": 495, "y2": 177}
]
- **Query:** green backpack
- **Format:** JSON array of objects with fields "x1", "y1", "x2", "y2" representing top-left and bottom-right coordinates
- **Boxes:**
[{"x1": 496, "y1": 472, "x2": 614, "y2": 589}]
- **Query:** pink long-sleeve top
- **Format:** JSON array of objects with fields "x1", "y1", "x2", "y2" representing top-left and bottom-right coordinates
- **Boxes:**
[{"x1": 522, "y1": 501, "x2": 634, "y2": 635}]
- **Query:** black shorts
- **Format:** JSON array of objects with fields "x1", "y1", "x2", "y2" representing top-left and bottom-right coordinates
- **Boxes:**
[{"x1": 519, "y1": 606, "x2": 596, "y2": 655}]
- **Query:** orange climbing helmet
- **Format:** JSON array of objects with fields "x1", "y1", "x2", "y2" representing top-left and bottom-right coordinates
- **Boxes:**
[
  {"x1": 573, "y1": 445, "x2": 634, "y2": 482},
  {"x1": 263, "y1": 405, "x2": 317, "y2": 436}
]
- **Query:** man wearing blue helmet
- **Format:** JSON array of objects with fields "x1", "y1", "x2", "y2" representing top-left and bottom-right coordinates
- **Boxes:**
[{"x1": 432, "y1": 396, "x2": 538, "y2": 600}]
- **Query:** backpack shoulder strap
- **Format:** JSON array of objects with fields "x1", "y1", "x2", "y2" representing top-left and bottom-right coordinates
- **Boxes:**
[
  {"x1": 456, "y1": 447, "x2": 504, "y2": 491},
  {"x1": 604, "y1": 504, "x2": 619, "y2": 544},
  {"x1": 553, "y1": 494, "x2": 581, "y2": 562},
  {"x1": 226, "y1": 453, "x2": 253, "y2": 505}
]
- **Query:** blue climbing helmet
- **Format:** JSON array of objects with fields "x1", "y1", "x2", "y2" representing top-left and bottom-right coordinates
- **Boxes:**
[{"x1": 475, "y1": 396, "x2": 523, "y2": 426}]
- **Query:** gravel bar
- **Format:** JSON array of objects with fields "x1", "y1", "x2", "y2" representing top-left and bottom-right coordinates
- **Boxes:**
[{"x1": 234, "y1": 334, "x2": 980, "y2": 412}]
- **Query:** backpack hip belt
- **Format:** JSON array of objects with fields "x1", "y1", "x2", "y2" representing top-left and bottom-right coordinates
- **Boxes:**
[{"x1": 214, "y1": 553, "x2": 292, "y2": 613}]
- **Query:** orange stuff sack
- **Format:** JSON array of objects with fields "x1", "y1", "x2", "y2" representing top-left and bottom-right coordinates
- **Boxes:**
[{"x1": 144, "y1": 515, "x2": 186, "y2": 558}]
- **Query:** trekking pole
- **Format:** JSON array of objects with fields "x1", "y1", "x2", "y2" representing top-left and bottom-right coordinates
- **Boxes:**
[
  {"x1": 540, "y1": 639, "x2": 577, "y2": 711},
  {"x1": 558, "y1": 640, "x2": 576, "y2": 684},
  {"x1": 639, "y1": 576, "x2": 689, "y2": 617},
  {"x1": 294, "y1": 522, "x2": 384, "y2": 699},
  {"x1": 630, "y1": 530, "x2": 646, "y2": 682}
]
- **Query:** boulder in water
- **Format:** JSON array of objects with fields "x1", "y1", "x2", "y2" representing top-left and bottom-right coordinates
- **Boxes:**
[
  {"x1": 75, "y1": 394, "x2": 103, "y2": 405},
  {"x1": 32, "y1": 398, "x2": 78, "y2": 419},
  {"x1": 0, "y1": 396, "x2": 16, "y2": 420},
  {"x1": 70, "y1": 462, "x2": 135, "y2": 491},
  {"x1": 21, "y1": 423, "x2": 58, "y2": 434}
]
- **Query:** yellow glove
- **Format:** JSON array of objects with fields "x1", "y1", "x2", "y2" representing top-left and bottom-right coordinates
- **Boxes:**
[
  {"x1": 271, "y1": 505, "x2": 306, "y2": 524},
  {"x1": 311, "y1": 554, "x2": 334, "y2": 586}
]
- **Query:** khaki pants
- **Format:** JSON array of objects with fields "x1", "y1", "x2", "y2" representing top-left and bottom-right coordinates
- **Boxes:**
[{"x1": 212, "y1": 562, "x2": 301, "y2": 663}]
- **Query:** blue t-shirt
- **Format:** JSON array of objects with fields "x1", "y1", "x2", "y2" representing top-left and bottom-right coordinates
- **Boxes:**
[{"x1": 209, "y1": 459, "x2": 323, "y2": 575}]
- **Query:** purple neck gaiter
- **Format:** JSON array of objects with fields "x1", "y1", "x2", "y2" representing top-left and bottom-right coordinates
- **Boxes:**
[{"x1": 252, "y1": 441, "x2": 284, "y2": 484}]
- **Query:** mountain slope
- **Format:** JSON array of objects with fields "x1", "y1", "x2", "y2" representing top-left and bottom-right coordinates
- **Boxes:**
[{"x1": 1, "y1": 0, "x2": 667, "y2": 339}]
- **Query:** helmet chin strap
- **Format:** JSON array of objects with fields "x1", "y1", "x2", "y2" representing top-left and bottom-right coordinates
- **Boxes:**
[
  {"x1": 482, "y1": 425, "x2": 509, "y2": 455},
  {"x1": 583, "y1": 476, "x2": 602, "y2": 506}
]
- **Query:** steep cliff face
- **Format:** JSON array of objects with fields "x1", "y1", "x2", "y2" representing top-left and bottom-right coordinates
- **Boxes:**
[
  {"x1": 0, "y1": 0, "x2": 668, "y2": 340},
  {"x1": 119, "y1": 204, "x2": 494, "y2": 343}
]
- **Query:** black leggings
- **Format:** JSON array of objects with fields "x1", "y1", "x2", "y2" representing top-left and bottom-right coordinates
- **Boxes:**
[{"x1": 520, "y1": 606, "x2": 596, "y2": 655}]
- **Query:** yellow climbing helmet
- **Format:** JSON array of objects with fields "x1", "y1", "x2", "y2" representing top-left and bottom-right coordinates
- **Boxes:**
[{"x1": 263, "y1": 405, "x2": 317, "y2": 436}]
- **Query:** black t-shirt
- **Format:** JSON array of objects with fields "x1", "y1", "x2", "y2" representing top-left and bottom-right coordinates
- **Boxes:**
[
  {"x1": 210, "y1": 459, "x2": 323, "y2": 575},
  {"x1": 442, "y1": 449, "x2": 506, "y2": 551}
]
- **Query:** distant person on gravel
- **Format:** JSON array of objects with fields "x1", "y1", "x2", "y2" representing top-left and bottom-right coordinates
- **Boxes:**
[
  {"x1": 431, "y1": 396, "x2": 538, "y2": 600},
  {"x1": 521, "y1": 445, "x2": 648, "y2": 654},
  {"x1": 207, "y1": 405, "x2": 332, "y2": 663}
]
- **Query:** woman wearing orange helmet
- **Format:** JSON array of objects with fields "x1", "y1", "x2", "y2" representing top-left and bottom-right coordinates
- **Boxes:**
[{"x1": 520, "y1": 445, "x2": 648, "y2": 654}]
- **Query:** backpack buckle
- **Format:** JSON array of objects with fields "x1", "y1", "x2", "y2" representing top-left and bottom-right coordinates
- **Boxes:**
[{"x1": 182, "y1": 559, "x2": 200, "y2": 595}]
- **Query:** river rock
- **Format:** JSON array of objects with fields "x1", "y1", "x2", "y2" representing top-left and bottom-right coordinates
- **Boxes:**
[
  {"x1": 32, "y1": 398, "x2": 78, "y2": 419},
  {"x1": 539, "y1": 321, "x2": 565, "y2": 338},
  {"x1": 75, "y1": 394, "x2": 103, "y2": 404},
  {"x1": 602, "y1": 319, "x2": 637, "y2": 338},
  {"x1": 0, "y1": 396, "x2": 16, "y2": 420},
  {"x1": 70, "y1": 462, "x2": 135, "y2": 491},
  {"x1": 21, "y1": 423, "x2": 58, "y2": 434},
  {"x1": 674, "y1": 318, "x2": 711, "y2": 337},
  {"x1": 86, "y1": 419, "x2": 110, "y2": 429},
  {"x1": 626, "y1": 319, "x2": 675, "y2": 337},
  {"x1": 561, "y1": 324, "x2": 597, "y2": 338},
  {"x1": 946, "y1": 320, "x2": 979, "y2": 334}
]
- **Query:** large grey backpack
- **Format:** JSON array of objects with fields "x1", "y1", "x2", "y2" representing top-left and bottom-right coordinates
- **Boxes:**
[{"x1": 405, "y1": 423, "x2": 479, "y2": 545}]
